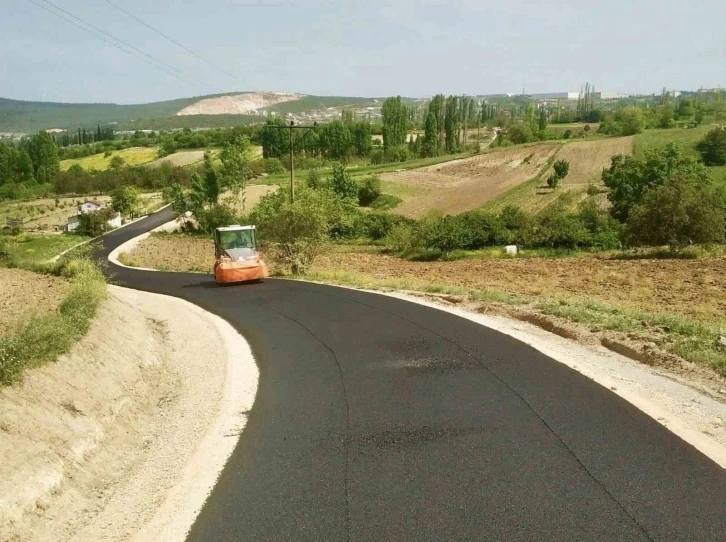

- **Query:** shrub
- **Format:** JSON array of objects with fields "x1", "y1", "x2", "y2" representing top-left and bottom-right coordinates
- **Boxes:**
[
  {"x1": 307, "y1": 168, "x2": 322, "y2": 189},
  {"x1": 76, "y1": 207, "x2": 116, "y2": 237},
  {"x1": 357, "y1": 212, "x2": 413, "y2": 240},
  {"x1": 424, "y1": 216, "x2": 467, "y2": 255},
  {"x1": 507, "y1": 123, "x2": 534, "y2": 145},
  {"x1": 195, "y1": 204, "x2": 235, "y2": 233},
  {"x1": 626, "y1": 177, "x2": 725, "y2": 249},
  {"x1": 252, "y1": 187, "x2": 343, "y2": 274},
  {"x1": 329, "y1": 163, "x2": 358, "y2": 202},
  {"x1": 455, "y1": 211, "x2": 508, "y2": 249},
  {"x1": 535, "y1": 201, "x2": 589, "y2": 249},
  {"x1": 583, "y1": 124, "x2": 591, "y2": 133},
  {"x1": 384, "y1": 222, "x2": 422, "y2": 252},
  {"x1": 369, "y1": 194, "x2": 402, "y2": 211},
  {"x1": 563, "y1": 129, "x2": 572, "y2": 140},
  {"x1": 358, "y1": 176, "x2": 382, "y2": 206},
  {"x1": 696, "y1": 127, "x2": 726, "y2": 166},
  {"x1": 586, "y1": 184, "x2": 600, "y2": 196}
]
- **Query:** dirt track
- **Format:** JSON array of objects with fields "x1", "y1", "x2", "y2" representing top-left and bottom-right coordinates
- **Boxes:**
[{"x1": 382, "y1": 144, "x2": 559, "y2": 216}]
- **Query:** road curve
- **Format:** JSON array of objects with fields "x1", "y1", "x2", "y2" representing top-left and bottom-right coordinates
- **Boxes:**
[{"x1": 96, "y1": 208, "x2": 726, "y2": 541}]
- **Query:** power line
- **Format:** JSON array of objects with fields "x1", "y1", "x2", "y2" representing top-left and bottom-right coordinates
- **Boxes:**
[
  {"x1": 104, "y1": 0, "x2": 245, "y2": 87},
  {"x1": 26, "y1": 0, "x2": 208, "y2": 90}
]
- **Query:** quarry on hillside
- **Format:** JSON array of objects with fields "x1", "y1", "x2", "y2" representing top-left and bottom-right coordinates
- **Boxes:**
[{"x1": 175, "y1": 92, "x2": 301, "y2": 116}]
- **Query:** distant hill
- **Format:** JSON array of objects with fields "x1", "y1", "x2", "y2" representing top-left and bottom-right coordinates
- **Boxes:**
[{"x1": 0, "y1": 92, "x2": 420, "y2": 133}]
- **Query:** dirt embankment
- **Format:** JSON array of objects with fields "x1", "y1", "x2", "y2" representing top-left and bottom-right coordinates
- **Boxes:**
[
  {"x1": 176, "y1": 92, "x2": 300, "y2": 116},
  {"x1": 0, "y1": 269, "x2": 68, "y2": 337},
  {"x1": 382, "y1": 144, "x2": 560, "y2": 217},
  {"x1": 0, "y1": 287, "x2": 235, "y2": 541}
]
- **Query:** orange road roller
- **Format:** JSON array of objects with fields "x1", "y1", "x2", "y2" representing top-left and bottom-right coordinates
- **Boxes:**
[{"x1": 213, "y1": 225, "x2": 269, "y2": 284}]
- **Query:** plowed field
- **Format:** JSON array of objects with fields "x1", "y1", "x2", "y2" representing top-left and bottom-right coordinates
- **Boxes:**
[{"x1": 381, "y1": 144, "x2": 560, "y2": 217}]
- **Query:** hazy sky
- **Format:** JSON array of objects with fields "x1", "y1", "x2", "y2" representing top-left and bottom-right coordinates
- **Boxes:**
[{"x1": 2, "y1": 0, "x2": 725, "y2": 104}]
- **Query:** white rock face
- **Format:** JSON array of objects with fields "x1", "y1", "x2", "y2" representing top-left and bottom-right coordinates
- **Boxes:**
[{"x1": 176, "y1": 92, "x2": 301, "y2": 116}]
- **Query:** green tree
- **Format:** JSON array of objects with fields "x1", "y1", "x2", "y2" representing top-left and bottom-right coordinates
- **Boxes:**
[
  {"x1": 329, "y1": 163, "x2": 358, "y2": 202},
  {"x1": 614, "y1": 107, "x2": 645, "y2": 135},
  {"x1": 319, "y1": 121, "x2": 352, "y2": 160},
  {"x1": 507, "y1": 123, "x2": 533, "y2": 145},
  {"x1": 109, "y1": 155, "x2": 125, "y2": 170},
  {"x1": 111, "y1": 185, "x2": 139, "y2": 217},
  {"x1": 627, "y1": 177, "x2": 725, "y2": 248},
  {"x1": 538, "y1": 109, "x2": 547, "y2": 132},
  {"x1": 26, "y1": 131, "x2": 60, "y2": 183},
  {"x1": 357, "y1": 175, "x2": 382, "y2": 206},
  {"x1": 428, "y1": 94, "x2": 446, "y2": 153},
  {"x1": 381, "y1": 96, "x2": 409, "y2": 150},
  {"x1": 421, "y1": 111, "x2": 439, "y2": 157},
  {"x1": 548, "y1": 159, "x2": 570, "y2": 188},
  {"x1": 260, "y1": 119, "x2": 288, "y2": 159},
  {"x1": 351, "y1": 121, "x2": 372, "y2": 156},
  {"x1": 602, "y1": 143, "x2": 711, "y2": 222},
  {"x1": 219, "y1": 137, "x2": 252, "y2": 197},
  {"x1": 696, "y1": 127, "x2": 726, "y2": 166},
  {"x1": 444, "y1": 96, "x2": 460, "y2": 153},
  {"x1": 189, "y1": 153, "x2": 220, "y2": 212}
]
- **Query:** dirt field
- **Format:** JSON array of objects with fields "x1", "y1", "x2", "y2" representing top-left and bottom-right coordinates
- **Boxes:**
[
  {"x1": 0, "y1": 268, "x2": 67, "y2": 336},
  {"x1": 122, "y1": 235, "x2": 214, "y2": 273},
  {"x1": 315, "y1": 249, "x2": 726, "y2": 323},
  {"x1": 484, "y1": 136, "x2": 634, "y2": 213},
  {"x1": 147, "y1": 150, "x2": 207, "y2": 168},
  {"x1": 221, "y1": 184, "x2": 278, "y2": 213},
  {"x1": 381, "y1": 144, "x2": 560, "y2": 216}
]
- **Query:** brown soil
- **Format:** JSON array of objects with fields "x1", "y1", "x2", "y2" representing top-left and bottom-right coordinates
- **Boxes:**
[
  {"x1": 124, "y1": 235, "x2": 214, "y2": 273},
  {"x1": 0, "y1": 268, "x2": 68, "y2": 336},
  {"x1": 381, "y1": 144, "x2": 560, "y2": 217},
  {"x1": 544, "y1": 136, "x2": 633, "y2": 186},
  {"x1": 315, "y1": 249, "x2": 726, "y2": 323}
]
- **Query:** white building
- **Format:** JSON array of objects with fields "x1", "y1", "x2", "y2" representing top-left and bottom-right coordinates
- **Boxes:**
[{"x1": 78, "y1": 201, "x2": 103, "y2": 214}]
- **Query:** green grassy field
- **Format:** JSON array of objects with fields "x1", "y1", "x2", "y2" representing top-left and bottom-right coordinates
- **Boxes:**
[
  {"x1": 60, "y1": 147, "x2": 159, "y2": 171},
  {"x1": 634, "y1": 125, "x2": 726, "y2": 186},
  {"x1": 2, "y1": 233, "x2": 92, "y2": 267}
]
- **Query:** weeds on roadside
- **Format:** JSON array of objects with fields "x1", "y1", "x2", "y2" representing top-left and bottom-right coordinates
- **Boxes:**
[{"x1": 0, "y1": 256, "x2": 107, "y2": 386}]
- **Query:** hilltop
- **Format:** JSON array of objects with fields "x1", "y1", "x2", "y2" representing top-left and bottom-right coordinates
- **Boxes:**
[{"x1": 0, "y1": 92, "x2": 400, "y2": 134}]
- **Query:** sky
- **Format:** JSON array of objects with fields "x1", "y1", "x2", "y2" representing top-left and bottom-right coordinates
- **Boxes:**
[{"x1": 1, "y1": 0, "x2": 725, "y2": 104}]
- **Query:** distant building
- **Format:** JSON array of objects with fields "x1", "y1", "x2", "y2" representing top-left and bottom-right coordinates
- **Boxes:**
[
  {"x1": 530, "y1": 92, "x2": 580, "y2": 101},
  {"x1": 77, "y1": 201, "x2": 103, "y2": 214}
]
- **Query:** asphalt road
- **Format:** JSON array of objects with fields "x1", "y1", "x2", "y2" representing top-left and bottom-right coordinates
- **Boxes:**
[{"x1": 97, "y1": 208, "x2": 726, "y2": 541}]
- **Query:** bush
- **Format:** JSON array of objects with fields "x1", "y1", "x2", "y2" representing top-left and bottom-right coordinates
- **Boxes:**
[
  {"x1": 384, "y1": 222, "x2": 422, "y2": 252},
  {"x1": 358, "y1": 176, "x2": 382, "y2": 206},
  {"x1": 507, "y1": 123, "x2": 534, "y2": 145},
  {"x1": 586, "y1": 184, "x2": 600, "y2": 196},
  {"x1": 307, "y1": 168, "x2": 322, "y2": 189},
  {"x1": 357, "y1": 212, "x2": 413, "y2": 240},
  {"x1": 424, "y1": 216, "x2": 467, "y2": 255},
  {"x1": 329, "y1": 164, "x2": 358, "y2": 202},
  {"x1": 455, "y1": 211, "x2": 509, "y2": 249},
  {"x1": 252, "y1": 187, "x2": 345, "y2": 274},
  {"x1": 627, "y1": 177, "x2": 725, "y2": 249},
  {"x1": 195, "y1": 204, "x2": 235, "y2": 233},
  {"x1": 76, "y1": 207, "x2": 116, "y2": 237},
  {"x1": 696, "y1": 127, "x2": 726, "y2": 166},
  {"x1": 535, "y1": 201, "x2": 589, "y2": 249},
  {"x1": 369, "y1": 194, "x2": 402, "y2": 211}
]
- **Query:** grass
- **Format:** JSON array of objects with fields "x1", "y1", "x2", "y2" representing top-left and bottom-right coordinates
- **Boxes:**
[
  {"x1": 301, "y1": 266, "x2": 726, "y2": 376},
  {"x1": 1, "y1": 233, "x2": 92, "y2": 268},
  {"x1": 60, "y1": 147, "x2": 159, "y2": 171},
  {"x1": 0, "y1": 256, "x2": 107, "y2": 386}
]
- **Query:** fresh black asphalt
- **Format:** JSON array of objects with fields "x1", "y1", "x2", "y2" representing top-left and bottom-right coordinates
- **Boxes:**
[{"x1": 96, "y1": 208, "x2": 726, "y2": 541}]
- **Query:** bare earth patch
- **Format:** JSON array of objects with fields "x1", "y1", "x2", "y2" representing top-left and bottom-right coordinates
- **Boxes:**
[
  {"x1": 147, "y1": 150, "x2": 206, "y2": 168},
  {"x1": 123, "y1": 234, "x2": 214, "y2": 273},
  {"x1": 315, "y1": 249, "x2": 726, "y2": 323},
  {"x1": 0, "y1": 268, "x2": 67, "y2": 336},
  {"x1": 381, "y1": 144, "x2": 560, "y2": 216}
]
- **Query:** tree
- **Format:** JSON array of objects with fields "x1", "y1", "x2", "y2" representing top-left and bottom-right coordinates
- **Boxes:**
[
  {"x1": 676, "y1": 99, "x2": 694, "y2": 119},
  {"x1": 260, "y1": 119, "x2": 288, "y2": 159},
  {"x1": 329, "y1": 163, "x2": 358, "y2": 202},
  {"x1": 602, "y1": 143, "x2": 711, "y2": 222},
  {"x1": 219, "y1": 136, "x2": 252, "y2": 197},
  {"x1": 26, "y1": 131, "x2": 60, "y2": 183},
  {"x1": 538, "y1": 109, "x2": 547, "y2": 132},
  {"x1": 614, "y1": 107, "x2": 645, "y2": 135},
  {"x1": 189, "y1": 153, "x2": 220, "y2": 212},
  {"x1": 421, "y1": 111, "x2": 439, "y2": 158},
  {"x1": 357, "y1": 176, "x2": 382, "y2": 206},
  {"x1": 381, "y1": 96, "x2": 409, "y2": 150},
  {"x1": 109, "y1": 155, "x2": 125, "y2": 170},
  {"x1": 319, "y1": 121, "x2": 352, "y2": 160},
  {"x1": 548, "y1": 159, "x2": 570, "y2": 188},
  {"x1": 111, "y1": 185, "x2": 139, "y2": 217},
  {"x1": 351, "y1": 121, "x2": 372, "y2": 157},
  {"x1": 627, "y1": 176, "x2": 725, "y2": 249},
  {"x1": 428, "y1": 94, "x2": 446, "y2": 153},
  {"x1": 696, "y1": 127, "x2": 726, "y2": 166},
  {"x1": 76, "y1": 207, "x2": 115, "y2": 236},
  {"x1": 507, "y1": 123, "x2": 533, "y2": 145},
  {"x1": 444, "y1": 96, "x2": 460, "y2": 153}
]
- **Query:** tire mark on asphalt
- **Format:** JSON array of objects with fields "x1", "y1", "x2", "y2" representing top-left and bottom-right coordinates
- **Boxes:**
[
  {"x1": 264, "y1": 304, "x2": 352, "y2": 542},
  {"x1": 310, "y1": 288, "x2": 656, "y2": 541}
]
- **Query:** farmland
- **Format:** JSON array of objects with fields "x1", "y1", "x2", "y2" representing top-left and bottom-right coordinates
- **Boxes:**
[
  {"x1": 483, "y1": 136, "x2": 634, "y2": 213},
  {"x1": 60, "y1": 147, "x2": 159, "y2": 171},
  {"x1": 381, "y1": 143, "x2": 560, "y2": 216}
]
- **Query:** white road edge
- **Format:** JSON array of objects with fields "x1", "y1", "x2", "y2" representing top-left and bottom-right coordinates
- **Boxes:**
[{"x1": 107, "y1": 219, "x2": 260, "y2": 541}]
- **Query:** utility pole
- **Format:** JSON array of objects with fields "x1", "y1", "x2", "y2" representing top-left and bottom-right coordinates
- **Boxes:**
[{"x1": 266, "y1": 120, "x2": 317, "y2": 202}]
